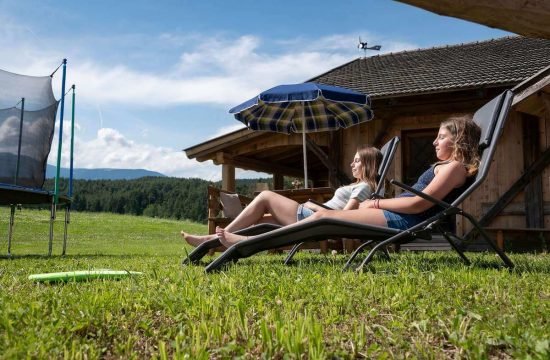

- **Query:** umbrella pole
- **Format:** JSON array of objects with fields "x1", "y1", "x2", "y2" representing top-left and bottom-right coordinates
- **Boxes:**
[
  {"x1": 303, "y1": 131, "x2": 308, "y2": 189},
  {"x1": 302, "y1": 104, "x2": 308, "y2": 189}
]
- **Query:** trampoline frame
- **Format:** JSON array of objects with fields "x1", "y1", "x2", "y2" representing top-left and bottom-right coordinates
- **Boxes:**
[{"x1": 1, "y1": 186, "x2": 71, "y2": 256}]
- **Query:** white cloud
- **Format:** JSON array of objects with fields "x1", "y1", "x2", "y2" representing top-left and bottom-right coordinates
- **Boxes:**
[
  {"x1": 68, "y1": 39, "x2": 352, "y2": 107},
  {"x1": 76, "y1": 33, "x2": 415, "y2": 107},
  {"x1": 0, "y1": 26, "x2": 418, "y2": 108},
  {"x1": 49, "y1": 127, "x2": 222, "y2": 180},
  {"x1": 48, "y1": 125, "x2": 273, "y2": 180},
  {"x1": 1, "y1": 20, "x2": 419, "y2": 179}
]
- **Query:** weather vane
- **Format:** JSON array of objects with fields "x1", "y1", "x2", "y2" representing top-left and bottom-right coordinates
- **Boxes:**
[{"x1": 358, "y1": 37, "x2": 381, "y2": 58}]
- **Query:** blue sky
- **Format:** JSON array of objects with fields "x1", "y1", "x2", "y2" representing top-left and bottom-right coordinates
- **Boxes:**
[{"x1": 0, "y1": 0, "x2": 511, "y2": 180}]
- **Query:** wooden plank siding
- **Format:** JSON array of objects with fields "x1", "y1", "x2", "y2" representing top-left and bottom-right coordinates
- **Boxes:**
[{"x1": 542, "y1": 108, "x2": 550, "y2": 230}]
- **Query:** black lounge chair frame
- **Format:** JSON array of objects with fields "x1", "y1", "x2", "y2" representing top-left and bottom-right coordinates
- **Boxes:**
[
  {"x1": 182, "y1": 136, "x2": 400, "y2": 266},
  {"x1": 204, "y1": 90, "x2": 515, "y2": 272}
]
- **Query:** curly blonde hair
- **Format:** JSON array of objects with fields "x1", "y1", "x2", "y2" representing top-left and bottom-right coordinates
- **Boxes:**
[{"x1": 439, "y1": 117, "x2": 482, "y2": 176}]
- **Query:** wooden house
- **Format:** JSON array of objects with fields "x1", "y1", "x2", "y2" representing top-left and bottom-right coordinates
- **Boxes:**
[{"x1": 185, "y1": 36, "x2": 550, "y2": 250}]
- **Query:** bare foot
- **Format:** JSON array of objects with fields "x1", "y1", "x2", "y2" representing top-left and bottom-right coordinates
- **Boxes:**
[
  {"x1": 216, "y1": 226, "x2": 248, "y2": 247},
  {"x1": 180, "y1": 231, "x2": 217, "y2": 247}
]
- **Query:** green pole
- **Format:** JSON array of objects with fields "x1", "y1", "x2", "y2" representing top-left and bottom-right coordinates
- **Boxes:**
[{"x1": 54, "y1": 59, "x2": 67, "y2": 204}]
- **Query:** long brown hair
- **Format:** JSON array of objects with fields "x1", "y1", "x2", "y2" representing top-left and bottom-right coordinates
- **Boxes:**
[
  {"x1": 439, "y1": 117, "x2": 481, "y2": 176},
  {"x1": 356, "y1": 145, "x2": 383, "y2": 191}
]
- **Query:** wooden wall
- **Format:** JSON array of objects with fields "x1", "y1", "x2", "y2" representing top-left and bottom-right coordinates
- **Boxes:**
[{"x1": 541, "y1": 109, "x2": 550, "y2": 229}]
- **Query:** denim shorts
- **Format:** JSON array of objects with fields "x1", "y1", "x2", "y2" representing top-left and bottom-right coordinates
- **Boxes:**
[
  {"x1": 296, "y1": 204, "x2": 315, "y2": 221},
  {"x1": 382, "y1": 210, "x2": 419, "y2": 230}
]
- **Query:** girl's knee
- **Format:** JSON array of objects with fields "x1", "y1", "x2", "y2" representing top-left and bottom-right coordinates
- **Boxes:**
[{"x1": 257, "y1": 190, "x2": 277, "y2": 202}]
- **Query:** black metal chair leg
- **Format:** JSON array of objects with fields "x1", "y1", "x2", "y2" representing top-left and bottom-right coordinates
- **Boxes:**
[
  {"x1": 355, "y1": 232, "x2": 413, "y2": 271},
  {"x1": 463, "y1": 213, "x2": 514, "y2": 268},
  {"x1": 182, "y1": 238, "x2": 222, "y2": 265},
  {"x1": 342, "y1": 240, "x2": 374, "y2": 271},
  {"x1": 205, "y1": 246, "x2": 240, "y2": 273},
  {"x1": 182, "y1": 223, "x2": 282, "y2": 265},
  {"x1": 355, "y1": 241, "x2": 392, "y2": 272},
  {"x1": 284, "y1": 242, "x2": 304, "y2": 265},
  {"x1": 440, "y1": 230, "x2": 471, "y2": 265}
]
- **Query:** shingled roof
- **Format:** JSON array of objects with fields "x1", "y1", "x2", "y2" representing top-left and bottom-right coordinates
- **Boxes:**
[{"x1": 311, "y1": 36, "x2": 550, "y2": 99}]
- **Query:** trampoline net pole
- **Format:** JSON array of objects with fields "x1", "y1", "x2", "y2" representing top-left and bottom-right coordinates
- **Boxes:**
[
  {"x1": 54, "y1": 59, "x2": 67, "y2": 204},
  {"x1": 14, "y1": 98, "x2": 25, "y2": 185},
  {"x1": 69, "y1": 85, "x2": 75, "y2": 198}
]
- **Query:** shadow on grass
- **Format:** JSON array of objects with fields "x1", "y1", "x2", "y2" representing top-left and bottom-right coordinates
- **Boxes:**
[
  {"x1": 188, "y1": 250, "x2": 550, "y2": 275},
  {"x1": 0, "y1": 253, "x2": 176, "y2": 260}
]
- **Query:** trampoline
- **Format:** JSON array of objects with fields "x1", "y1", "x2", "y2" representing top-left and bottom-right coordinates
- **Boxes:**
[{"x1": 0, "y1": 60, "x2": 75, "y2": 256}]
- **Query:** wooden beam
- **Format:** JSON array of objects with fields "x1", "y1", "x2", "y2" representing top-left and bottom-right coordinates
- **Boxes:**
[
  {"x1": 512, "y1": 72, "x2": 550, "y2": 106},
  {"x1": 543, "y1": 92, "x2": 550, "y2": 114},
  {"x1": 328, "y1": 131, "x2": 342, "y2": 188},
  {"x1": 395, "y1": 0, "x2": 550, "y2": 39},
  {"x1": 185, "y1": 128, "x2": 265, "y2": 159},
  {"x1": 222, "y1": 164, "x2": 235, "y2": 192},
  {"x1": 470, "y1": 145, "x2": 550, "y2": 230},
  {"x1": 481, "y1": 201, "x2": 550, "y2": 216},
  {"x1": 512, "y1": 69, "x2": 550, "y2": 117},
  {"x1": 522, "y1": 114, "x2": 544, "y2": 228},
  {"x1": 213, "y1": 151, "x2": 303, "y2": 177},
  {"x1": 232, "y1": 155, "x2": 304, "y2": 178},
  {"x1": 273, "y1": 173, "x2": 284, "y2": 190},
  {"x1": 306, "y1": 137, "x2": 351, "y2": 186},
  {"x1": 372, "y1": 117, "x2": 393, "y2": 148},
  {"x1": 306, "y1": 137, "x2": 331, "y2": 169}
]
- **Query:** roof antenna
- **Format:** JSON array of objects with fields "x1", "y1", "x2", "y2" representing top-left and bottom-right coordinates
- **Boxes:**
[{"x1": 358, "y1": 37, "x2": 381, "y2": 58}]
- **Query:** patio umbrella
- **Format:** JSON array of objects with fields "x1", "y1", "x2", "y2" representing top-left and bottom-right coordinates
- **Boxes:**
[{"x1": 229, "y1": 82, "x2": 374, "y2": 188}]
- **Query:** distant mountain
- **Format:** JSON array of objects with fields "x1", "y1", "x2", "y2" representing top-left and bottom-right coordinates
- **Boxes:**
[{"x1": 46, "y1": 165, "x2": 166, "y2": 180}]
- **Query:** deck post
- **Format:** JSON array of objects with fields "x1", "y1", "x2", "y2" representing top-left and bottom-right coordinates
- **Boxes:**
[{"x1": 222, "y1": 164, "x2": 235, "y2": 192}]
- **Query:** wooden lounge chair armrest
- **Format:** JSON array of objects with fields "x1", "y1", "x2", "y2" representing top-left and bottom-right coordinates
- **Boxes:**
[{"x1": 389, "y1": 179, "x2": 452, "y2": 209}]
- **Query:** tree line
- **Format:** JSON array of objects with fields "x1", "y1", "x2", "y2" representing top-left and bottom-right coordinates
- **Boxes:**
[{"x1": 43, "y1": 177, "x2": 273, "y2": 223}]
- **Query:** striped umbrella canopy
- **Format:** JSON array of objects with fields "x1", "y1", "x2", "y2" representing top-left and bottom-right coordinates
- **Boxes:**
[{"x1": 229, "y1": 82, "x2": 374, "y2": 188}]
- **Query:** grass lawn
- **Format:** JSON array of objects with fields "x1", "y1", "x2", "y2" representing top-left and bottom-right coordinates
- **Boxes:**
[{"x1": 0, "y1": 208, "x2": 549, "y2": 359}]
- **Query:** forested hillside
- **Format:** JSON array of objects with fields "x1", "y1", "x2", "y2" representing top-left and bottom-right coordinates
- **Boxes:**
[{"x1": 43, "y1": 177, "x2": 272, "y2": 223}]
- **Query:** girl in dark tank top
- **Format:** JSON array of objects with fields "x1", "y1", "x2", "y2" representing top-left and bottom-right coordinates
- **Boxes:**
[{"x1": 291, "y1": 117, "x2": 482, "y2": 231}]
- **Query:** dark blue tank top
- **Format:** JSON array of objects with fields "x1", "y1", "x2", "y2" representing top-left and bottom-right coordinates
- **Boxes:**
[{"x1": 396, "y1": 165, "x2": 471, "y2": 223}]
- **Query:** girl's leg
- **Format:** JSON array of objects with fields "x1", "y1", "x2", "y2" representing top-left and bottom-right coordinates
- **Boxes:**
[
  {"x1": 217, "y1": 226, "x2": 244, "y2": 247},
  {"x1": 180, "y1": 231, "x2": 217, "y2": 247},
  {"x1": 181, "y1": 214, "x2": 280, "y2": 247},
  {"x1": 224, "y1": 191, "x2": 299, "y2": 232},
  {"x1": 218, "y1": 208, "x2": 388, "y2": 247},
  {"x1": 183, "y1": 191, "x2": 299, "y2": 247},
  {"x1": 304, "y1": 208, "x2": 388, "y2": 226}
]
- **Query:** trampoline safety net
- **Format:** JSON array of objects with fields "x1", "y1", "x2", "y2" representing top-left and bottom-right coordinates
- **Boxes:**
[{"x1": 0, "y1": 69, "x2": 59, "y2": 188}]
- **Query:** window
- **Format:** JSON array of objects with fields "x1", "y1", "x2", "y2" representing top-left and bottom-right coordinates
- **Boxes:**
[{"x1": 402, "y1": 129, "x2": 438, "y2": 185}]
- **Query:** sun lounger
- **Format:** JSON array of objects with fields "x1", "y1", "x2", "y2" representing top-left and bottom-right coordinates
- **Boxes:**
[{"x1": 204, "y1": 90, "x2": 515, "y2": 272}]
